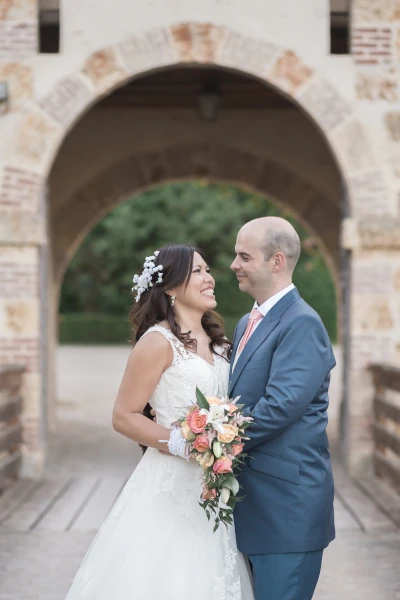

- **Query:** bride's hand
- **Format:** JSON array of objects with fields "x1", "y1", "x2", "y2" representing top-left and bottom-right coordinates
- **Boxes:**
[{"x1": 164, "y1": 428, "x2": 190, "y2": 460}]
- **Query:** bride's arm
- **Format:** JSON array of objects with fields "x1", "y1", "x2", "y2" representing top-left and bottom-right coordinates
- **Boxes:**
[{"x1": 112, "y1": 332, "x2": 174, "y2": 453}]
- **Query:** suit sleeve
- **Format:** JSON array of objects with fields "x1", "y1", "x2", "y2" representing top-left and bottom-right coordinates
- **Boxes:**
[{"x1": 243, "y1": 315, "x2": 331, "y2": 452}]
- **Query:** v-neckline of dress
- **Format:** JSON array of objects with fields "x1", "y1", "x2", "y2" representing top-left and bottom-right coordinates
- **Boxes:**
[{"x1": 155, "y1": 324, "x2": 216, "y2": 367}]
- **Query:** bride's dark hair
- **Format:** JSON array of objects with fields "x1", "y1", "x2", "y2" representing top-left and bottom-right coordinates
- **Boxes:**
[{"x1": 129, "y1": 244, "x2": 232, "y2": 453}]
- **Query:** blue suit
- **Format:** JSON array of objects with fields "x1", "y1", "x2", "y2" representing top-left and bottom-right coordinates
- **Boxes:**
[{"x1": 230, "y1": 288, "x2": 335, "y2": 599}]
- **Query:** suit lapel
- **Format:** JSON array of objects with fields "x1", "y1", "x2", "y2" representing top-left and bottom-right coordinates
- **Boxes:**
[
  {"x1": 229, "y1": 313, "x2": 279, "y2": 394},
  {"x1": 229, "y1": 316, "x2": 248, "y2": 379},
  {"x1": 228, "y1": 287, "x2": 301, "y2": 395}
]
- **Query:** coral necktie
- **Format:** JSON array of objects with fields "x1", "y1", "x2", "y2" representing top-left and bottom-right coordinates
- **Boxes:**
[{"x1": 237, "y1": 307, "x2": 263, "y2": 355}]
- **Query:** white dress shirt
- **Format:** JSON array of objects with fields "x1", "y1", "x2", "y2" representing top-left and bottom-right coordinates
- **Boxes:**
[{"x1": 232, "y1": 283, "x2": 295, "y2": 370}]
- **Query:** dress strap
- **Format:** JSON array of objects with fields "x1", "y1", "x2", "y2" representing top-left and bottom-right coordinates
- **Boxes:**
[{"x1": 141, "y1": 325, "x2": 193, "y2": 366}]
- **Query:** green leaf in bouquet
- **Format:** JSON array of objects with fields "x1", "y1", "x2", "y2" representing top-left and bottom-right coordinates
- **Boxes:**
[
  {"x1": 222, "y1": 513, "x2": 234, "y2": 525},
  {"x1": 196, "y1": 387, "x2": 210, "y2": 410},
  {"x1": 235, "y1": 404, "x2": 245, "y2": 410},
  {"x1": 227, "y1": 494, "x2": 246, "y2": 510},
  {"x1": 227, "y1": 496, "x2": 238, "y2": 509}
]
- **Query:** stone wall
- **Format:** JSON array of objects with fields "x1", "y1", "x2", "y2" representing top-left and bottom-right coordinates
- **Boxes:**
[
  {"x1": 0, "y1": 0, "x2": 37, "y2": 61},
  {"x1": 60, "y1": 0, "x2": 329, "y2": 68}
]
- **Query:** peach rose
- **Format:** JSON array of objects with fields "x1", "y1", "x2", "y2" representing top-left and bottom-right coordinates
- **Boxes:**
[
  {"x1": 202, "y1": 486, "x2": 217, "y2": 500},
  {"x1": 193, "y1": 434, "x2": 210, "y2": 453},
  {"x1": 187, "y1": 409, "x2": 207, "y2": 433},
  {"x1": 218, "y1": 425, "x2": 238, "y2": 444},
  {"x1": 231, "y1": 443, "x2": 244, "y2": 456},
  {"x1": 197, "y1": 450, "x2": 215, "y2": 468},
  {"x1": 213, "y1": 457, "x2": 233, "y2": 474},
  {"x1": 181, "y1": 420, "x2": 196, "y2": 442},
  {"x1": 206, "y1": 396, "x2": 222, "y2": 406}
]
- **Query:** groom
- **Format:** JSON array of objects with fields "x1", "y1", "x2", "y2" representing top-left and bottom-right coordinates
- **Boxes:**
[{"x1": 230, "y1": 217, "x2": 336, "y2": 600}]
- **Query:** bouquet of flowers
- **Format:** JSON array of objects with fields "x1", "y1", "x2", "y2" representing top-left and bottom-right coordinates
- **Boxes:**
[{"x1": 175, "y1": 387, "x2": 254, "y2": 532}]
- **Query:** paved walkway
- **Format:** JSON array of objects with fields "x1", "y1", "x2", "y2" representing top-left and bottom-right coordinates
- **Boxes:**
[{"x1": 0, "y1": 345, "x2": 399, "y2": 599}]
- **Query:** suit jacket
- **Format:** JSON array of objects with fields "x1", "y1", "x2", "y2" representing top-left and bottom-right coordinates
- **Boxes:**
[{"x1": 230, "y1": 287, "x2": 336, "y2": 555}]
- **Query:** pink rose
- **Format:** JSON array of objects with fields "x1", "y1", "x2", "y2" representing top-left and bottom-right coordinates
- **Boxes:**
[
  {"x1": 213, "y1": 457, "x2": 233, "y2": 474},
  {"x1": 202, "y1": 486, "x2": 217, "y2": 500},
  {"x1": 193, "y1": 434, "x2": 210, "y2": 453},
  {"x1": 231, "y1": 443, "x2": 244, "y2": 456},
  {"x1": 187, "y1": 409, "x2": 207, "y2": 433}
]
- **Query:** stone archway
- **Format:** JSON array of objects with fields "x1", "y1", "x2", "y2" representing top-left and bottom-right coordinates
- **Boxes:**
[
  {"x1": 0, "y1": 22, "x2": 392, "y2": 476},
  {"x1": 52, "y1": 145, "x2": 341, "y2": 286},
  {"x1": 1, "y1": 23, "x2": 389, "y2": 218}
]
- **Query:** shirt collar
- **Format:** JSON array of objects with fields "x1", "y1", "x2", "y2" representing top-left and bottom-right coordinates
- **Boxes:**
[{"x1": 254, "y1": 283, "x2": 295, "y2": 317}]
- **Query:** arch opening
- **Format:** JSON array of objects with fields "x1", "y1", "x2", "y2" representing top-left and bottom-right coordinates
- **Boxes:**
[{"x1": 53, "y1": 179, "x2": 342, "y2": 475}]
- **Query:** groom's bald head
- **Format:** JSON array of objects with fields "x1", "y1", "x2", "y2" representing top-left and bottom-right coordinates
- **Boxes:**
[
  {"x1": 231, "y1": 217, "x2": 301, "y2": 303},
  {"x1": 240, "y1": 217, "x2": 301, "y2": 273}
]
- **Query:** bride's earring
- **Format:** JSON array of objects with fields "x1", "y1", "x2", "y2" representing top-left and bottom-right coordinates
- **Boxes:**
[{"x1": 171, "y1": 296, "x2": 176, "y2": 307}]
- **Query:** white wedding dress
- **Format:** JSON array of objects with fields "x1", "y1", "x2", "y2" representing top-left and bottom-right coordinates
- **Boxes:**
[{"x1": 65, "y1": 325, "x2": 254, "y2": 600}]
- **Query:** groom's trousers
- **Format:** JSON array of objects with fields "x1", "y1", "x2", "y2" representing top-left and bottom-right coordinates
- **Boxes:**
[{"x1": 248, "y1": 550, "x2": 323, "y2": 600}]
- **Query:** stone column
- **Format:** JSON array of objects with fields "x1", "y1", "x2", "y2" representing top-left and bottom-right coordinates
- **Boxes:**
[
  {"x1": 0, "y1": 2, "x2": 50, "y2": 477},
  {"x1": 0, "y1": 205, "x2": 46, "y2": 478},
  {"x1": 348, "y1": 1, "x2": 400, "y2": 474},
  {"x1": 342, "y1": 218, "x2": 400, "y2": 475}
]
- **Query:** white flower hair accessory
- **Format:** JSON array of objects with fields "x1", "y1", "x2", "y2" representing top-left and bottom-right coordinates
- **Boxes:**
[{"x1": 131, "y1": 250, "x2": 163, "y2": 302}]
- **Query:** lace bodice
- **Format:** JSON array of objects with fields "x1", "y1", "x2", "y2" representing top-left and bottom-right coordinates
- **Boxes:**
[{"x1": 142, "y1": 325, "x2": 230, "y2": 428}]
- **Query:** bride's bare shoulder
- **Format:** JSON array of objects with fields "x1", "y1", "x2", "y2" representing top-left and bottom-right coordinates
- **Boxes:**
[
  {"x1": 130, "y1": 328, "x2": 173, "y2": 370},
  {"x1": 133, "y1": 326, "x2": 171, "y2": 352}
]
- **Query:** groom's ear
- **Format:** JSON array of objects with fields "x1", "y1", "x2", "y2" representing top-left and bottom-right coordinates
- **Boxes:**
[{"x1": 271, "y1": 252, "x2": 285, "y2": 272}]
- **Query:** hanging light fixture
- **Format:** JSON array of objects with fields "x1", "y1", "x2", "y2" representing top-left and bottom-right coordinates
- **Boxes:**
[{"x1": 197, "y1": 81, "x2": 221, "y2": 122}]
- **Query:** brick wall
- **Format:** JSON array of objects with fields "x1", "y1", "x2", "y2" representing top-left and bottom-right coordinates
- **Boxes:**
[
  {"x1": 21, "y1": 415, "x2": 42, "y2": 451},
  {"x1": 0, "y1": 337, "x2": 39, "y2": 372},
  {"x1": 352, "y1": 27, "x2": 393, "y2": 65},
  {"x1": 0, "y1": 21, "x2": 37, "y2": 61},
  {"x1": 0, "y1": 247, "x2": 40, "y2": 375},
  {"x1": 0, "y1": 260, "x2": 38, "y2": 298},
  {"x1": 0, "y1": 0, "x2": 38, "y2": 60},
  {"x1": 0, "y1": 166, "x2": 42, "y2": 212}
]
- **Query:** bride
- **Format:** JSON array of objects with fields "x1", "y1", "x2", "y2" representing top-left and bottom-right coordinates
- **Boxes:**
[{"x1": 65, "y1": 244, "x2": 254, "y2": 600}]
